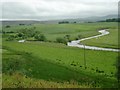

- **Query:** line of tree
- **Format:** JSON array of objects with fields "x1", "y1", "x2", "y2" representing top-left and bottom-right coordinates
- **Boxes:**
[
  {"x1": 58, "y1": 21, "x2": 69, "y2": 24},
  {"x1": 6, "y1": 28, "x2": 46, "y2": 41},
  {"x1": 5, "y1": 25, "x2": 11, "y2": 28},
  {"x1": 58, "y1": 21, "x2": 77, "y2": 24},
  {"x1": 19, "y1": 24, "x2": 25, "y2": 25},
  {"x1": 98, "y1": 18, "x2": 120, "y2": 22}
]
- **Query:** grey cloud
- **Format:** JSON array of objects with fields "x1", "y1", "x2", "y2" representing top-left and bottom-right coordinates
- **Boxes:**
[
  {"x1": 2, "y1": 2, "x2": 36, "y2": 16},
  {"x1": 1, "y1": 0, "x2": 119, "y2": 20}
]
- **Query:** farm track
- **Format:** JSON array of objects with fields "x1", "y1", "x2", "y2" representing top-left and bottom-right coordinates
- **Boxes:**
[{"x1": 67, "y1": 30, "x2": 119, "y2": 52}]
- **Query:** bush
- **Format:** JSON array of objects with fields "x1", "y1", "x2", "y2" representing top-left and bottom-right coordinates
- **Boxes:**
[
  {"x1": 58, "y1": 21, "x2": 69, "y2": 24},
  {"x1": 6, "y1": 35, "x2": 15, "y2": 41},
  {"x1": 75, "y1": 37, "x2": 79, "y2": 40},
  {"x1": 19, "y1": 29, "x2": 38, "y2": 38},
  {"x1": 17, "y1": 33, "x2": 25, "y2": 37},
  {"x1": 13, "y1": 33, "x2": 26, "y2": 40},
  {"x1": 56, "y1": 37, "x2": 67, "y2": 44},
  {"x1": 78, "y1": 35, "x2": 82, "y2": 39},
  {"x1": 5, "y1": 25, "x2": 11, "y2": 28},
  {"x1": 34, "y1": 34, "x2": 46, "y2": 41},
  {"x1": 64, "y1": 35, "x2": 71, "y2": 42}
]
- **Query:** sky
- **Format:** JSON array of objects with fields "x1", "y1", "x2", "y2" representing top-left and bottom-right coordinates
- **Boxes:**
[{"x1": 0, "y1": 0, "x2": 119, "y2": 21}]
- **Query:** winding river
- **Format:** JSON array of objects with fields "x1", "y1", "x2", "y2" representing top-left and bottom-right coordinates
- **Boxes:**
[{"x1": 67, "y1": 30, "x2": 119, "y2": 52}]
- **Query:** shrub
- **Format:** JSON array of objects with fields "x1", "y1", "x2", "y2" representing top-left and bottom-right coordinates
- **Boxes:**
[
  {"x1": 75, "y1": 37, "x2": 79, "y2": 40},
  {"x1": 19, "y1": 24, "x2": 25, "y2": 25},
  {"x1": 17, "y1": 33, "x2": 24, "y2": 37},
  {"x1": 34, "y1": 34, "x2": 46, "y2": 41},
  {"x1": 64, "y1": 35, "x2": 71, "y2": 42},
  {"x1": 3, "y1": 58, "x2": 21, "y2": 75},
  {"x1": 56, "y1": 37, "x2": 67, "y2": 44},
  {"x1": 6, "y1": 35, "x2": 15, "y2": 41},
  {"x1": 58, "y1": 21, "x2": 69, "y2": 24},
  {"x1": 15, "y1": 33, "x2": 27, "y2": 39},
  {"x1": 5, "y1": 25, "x2": 11, "y2": 28},
  {"x1": 78, "y1": 35, "x2": 82, "y2": 39}
]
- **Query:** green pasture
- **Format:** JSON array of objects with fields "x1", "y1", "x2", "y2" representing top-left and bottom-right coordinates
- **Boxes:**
[
  {"x1": 81, "y1": 29, "x2": 119, "y2": 49},
  {"x1": 3, "y1": 22, "x2": 118, "y2": 42},
  {"x1": 2, "y1": 41, "x2": 118, "y2": 88},
  {"x1": 2, "y1": 22, "x2": 119, "y2": 88}
]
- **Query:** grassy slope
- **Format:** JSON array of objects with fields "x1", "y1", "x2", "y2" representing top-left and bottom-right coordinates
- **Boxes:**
[
  {"x1": 3, "y1": 41, "x2": 118, "y2": 75},
  {"x1": 0, "y1": 50, "x2": 1, "y2": 88},
  {"x1": 2, "y1": 41, "x2": 118, "y2": 88},
  {"x1": 3, "y1": 73, "x2": 93, "y2": 88},
  {"x1": 2, "y1": 22, "x2": 119, "y2": 88}
]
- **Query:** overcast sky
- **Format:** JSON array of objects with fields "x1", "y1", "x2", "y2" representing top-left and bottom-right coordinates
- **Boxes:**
[{"x1": 0, "y1": 0, "x2": 119, "y2": 21}]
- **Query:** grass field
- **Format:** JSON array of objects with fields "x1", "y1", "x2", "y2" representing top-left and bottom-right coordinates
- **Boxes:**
[
  {"x1": 2, "y1": 22, "x2": 119, "y2": 88},
  {"x1": 2, "y1": 41, "x2": 118, "y2": 88},
  {"x1": 81, "y1": 29, "x2": 119, "y2": 49},
  {"x1": 3, "y1": 22, "x2": 118, "y2": 42}
]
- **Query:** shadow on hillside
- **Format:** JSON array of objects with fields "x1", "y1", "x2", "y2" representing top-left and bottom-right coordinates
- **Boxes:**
[
  {"x1": 2, "y1": 47, "x2": 118, "y2": 88},
  {"x1": 116, "y1": 56, "x2": 120, "y2": 88}
]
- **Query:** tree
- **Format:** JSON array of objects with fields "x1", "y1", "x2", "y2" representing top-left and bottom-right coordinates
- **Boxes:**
[
  {"x1": 64, "y1": 35, "x2": 71, "y2": 42},
  {"x1": 58, "y1": 21, "x2": 69, "y2": 24},
  {"x1": 19, "y1": 28, "x2": 37, "y2": 38},
  {"x1": 17, "y1": 33, "x2": 26, "y2": 39},
  {"x1": 78, "y1": 34, "x2": 82, "y2": 39},
  {"x1": 34, "y1": 34, "x2": 46, "y2": 41},
  {"x1": 19, "y1": 24, "x2": 25, "y2": 25},
  {"x1": 56, "y1": 37, "x2": 67, "y2": 44},
  {"x1": 73, "y1": 22, "x2": 76, "y2": 23},
  {"x1": 98, "y1": 18, "x2": 120, "y2": 22},
  {"x1": 6, "y1": 35, "x2": 15, "y2": 41},
  {"x1": 17, "y1": 33, "x2": 24, "y2": 37},
  {"x1": 5, "y1": 25, "x2": 11, "y2": 28}
]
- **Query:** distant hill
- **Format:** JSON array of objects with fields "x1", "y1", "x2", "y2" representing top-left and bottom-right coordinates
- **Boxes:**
[
  {"x1": 1, "y1": 20, "x2": 40, "y2": 26},
  {"x1": 85, "y1": 14, "x2": 118, "y2": 22},
  {"x1": 39, "y1": 14, "x2": 118, "y2": 24},
  {"x1": 1, "y1": 14, "x2": 118, "y2": 25},
  {"x1": 58, "y1": 14, "x2": 118, "y2": 23}
]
